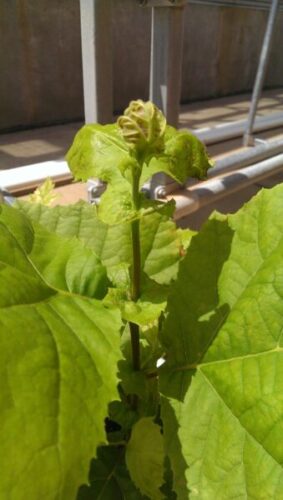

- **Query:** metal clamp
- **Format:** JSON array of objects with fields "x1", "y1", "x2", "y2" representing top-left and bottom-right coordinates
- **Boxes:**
[{"x1": 139, "y1": 0, "x2": 187, "y2": 7}]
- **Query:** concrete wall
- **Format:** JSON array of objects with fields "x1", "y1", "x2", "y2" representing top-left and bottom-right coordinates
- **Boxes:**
[{"x1": 1, "y1": 0, "x2": 283, "y2": 131}]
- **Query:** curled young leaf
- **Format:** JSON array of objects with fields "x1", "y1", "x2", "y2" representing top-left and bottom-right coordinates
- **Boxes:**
[{"x1": 117, "y1": 100, "x2": 166, "y2": 156}]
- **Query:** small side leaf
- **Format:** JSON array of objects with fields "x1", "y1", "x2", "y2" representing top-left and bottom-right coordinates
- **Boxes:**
[
  {"x1": 104, "y1": 277, "x2": 168, "y2": 327},
  {"x1": 28, "y1": 178, "x2": 58, "y2": 206},
  {"x1": 66, "y1": 123, "x2": 136, "y2": 182},
  {"x1": 141, "y1": 127, "x2": 213, "y2": 186},
  {"x1": 126, "y1": 418, "x2": 165, "y2": 500}
]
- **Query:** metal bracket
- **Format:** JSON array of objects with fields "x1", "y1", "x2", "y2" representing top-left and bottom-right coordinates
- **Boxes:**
[
  {"x1": 87, "y1": 179, "x2": 151, "y2": 204},
  {"x1": 87, "y1": 179, "x2": 106, "y2": 204},
  {"x1": 139, "y1": 0, "x2": 187, "y2": 7}
]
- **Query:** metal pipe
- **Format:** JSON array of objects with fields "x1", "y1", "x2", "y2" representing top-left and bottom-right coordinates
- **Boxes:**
[
  {"x1": 209, "y1": 139, "x2": 283, "y2": 177},
  {"x1": 0, "y1": 160, "x2": 71, "y2": 193},
  {"x1": 194, "y1": 111, "x2": 283, "y2": 145},
  {"x1": 243, "y1": 0, "x2": 280, "y2": 146},
  {"x1": 173, "y1": 153, "x2": 283, "y2": 219},
  {"x1": 153, "y1": 138, "x2": 283, "y2": 198}
]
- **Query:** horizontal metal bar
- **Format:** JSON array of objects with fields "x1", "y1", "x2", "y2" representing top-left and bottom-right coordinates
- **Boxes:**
[
  {"x1": 193, "y1": 111, "x2": 283, "y2": 145},
  {"x1": 0, "y1": 160, "x2": 71, "y2": 193},
  {"x1": 188, "y1": 0, "x2": 283, "y2": 10},
  {"x1": 173, "y1": 153, "x2": 283, "y2": 219},
  {"x1": 210, "y1": 138, "x2": 283, "y2": 177}
]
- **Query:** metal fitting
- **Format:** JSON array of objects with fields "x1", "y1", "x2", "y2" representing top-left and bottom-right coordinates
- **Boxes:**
[{"x1": 154, "y1": 186, "x2": 168, "y2": 199}]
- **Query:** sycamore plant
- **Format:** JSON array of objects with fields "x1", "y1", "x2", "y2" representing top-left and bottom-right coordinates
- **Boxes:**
[{"x1": 0, "y1": 100, "x2": 283, "y2": 499}]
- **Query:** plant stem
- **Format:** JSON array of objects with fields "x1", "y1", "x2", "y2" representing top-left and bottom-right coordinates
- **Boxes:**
[{"x1": 129, "y1": 169, "x2": 141, "y2": 374}]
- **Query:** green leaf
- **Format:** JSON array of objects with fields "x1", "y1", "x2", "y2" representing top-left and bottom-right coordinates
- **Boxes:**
[
  {"x1": 160, "y1": 185, "x2": 283, "y2": 498},
  {"x1": 77, "y1": 446, "x2": 148, "y2": 500},
  {"x1": 0, "y1": 204, "x2": 109, "y2": 300},
  {"x1": 18, "y1": 201, "x2": 184, "y2": 285},
  {"x1": 140, "y1": 126, "x2": 213, "y2": 186},
  {"x1": 66, "y1": 123, "x2": 141, "y2": 225},
  {"x1": 17, "y1": 201, "x2": 133, "y2": 270},
  {"x1": 0, "y1": 205, "x2": 123, "y2": 499},
  {"x1": 126, "y1": 418, "x2": 165, "y2": 500},
  {"x1": 66, "y1": 123, "x2": 136, "y2": 182}
]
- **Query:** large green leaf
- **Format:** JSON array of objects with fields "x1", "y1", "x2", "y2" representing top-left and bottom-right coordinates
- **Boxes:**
[
  {"x1": 18, "y1": 201, "x2": 184, "y2": 285},
  {"x1": 160, "y1": 185, "x2": 283, "y2": 498},
  {"x1": 0, "y1": 205, "x2": 122, "y2": 500}
]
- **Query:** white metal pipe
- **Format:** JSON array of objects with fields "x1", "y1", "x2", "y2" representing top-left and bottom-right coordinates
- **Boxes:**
[
  {"x1": 193, "y1": 111, "x2": 283, "y2": 145},
  {"x1": 0, "y1": 160, "x2": 70, "y2": 193},
  {"x1": 154, "y1": 138, "x2": 283, "y2": 197},
  {"x1": 173, "y1": 153, "x2": 283, "y2": 219},
  {"x1": 209, "y1": 139, "x2": 283, "y2": 177}
]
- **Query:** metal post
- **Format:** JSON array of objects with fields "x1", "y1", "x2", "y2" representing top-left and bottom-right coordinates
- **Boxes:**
[
  {"x1": 142, "y1": 0, "x2": 185, "y2": 196},
  {"x1": 243, "y1": 0, "x2": 279, "y2": 146},
  {"x1": 79, "y1": 0, "x2": 113, "y2": 124},
  {"x1": 149, "y1": 1, "x2": 185, "y2": 127}
]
